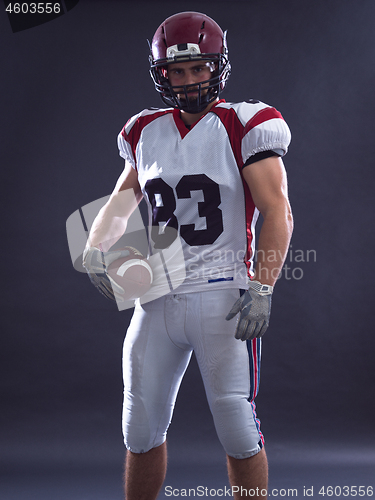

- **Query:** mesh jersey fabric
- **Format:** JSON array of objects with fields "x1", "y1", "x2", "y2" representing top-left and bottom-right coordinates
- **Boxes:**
[{"x1": 117, "y1": 99, "x2": 291, "y2": 294}]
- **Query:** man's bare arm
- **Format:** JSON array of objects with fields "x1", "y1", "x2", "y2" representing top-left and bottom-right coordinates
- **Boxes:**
[
  {"x1": 88, "y1": 161, "x2": 143, "y2": 252},
  {"x1": 242, "y1": 155, "x2": 293, "y2": 286}
]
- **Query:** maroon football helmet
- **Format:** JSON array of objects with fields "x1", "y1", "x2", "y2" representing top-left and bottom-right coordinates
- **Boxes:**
[{"x1": 149, "y1": 11, "x2": 231, "y2": 113}]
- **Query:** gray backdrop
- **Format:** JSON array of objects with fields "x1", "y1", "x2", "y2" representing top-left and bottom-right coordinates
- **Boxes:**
[{"x1": 1, "y1": 0, "x2": 374, "y2": 498}]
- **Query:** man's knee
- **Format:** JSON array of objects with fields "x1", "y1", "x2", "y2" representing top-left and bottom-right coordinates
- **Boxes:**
[
  {"x1": 122, "y1": 391, "x2": 167, "y2": 454},
  {"x1": 123, "y1": 427, "x2": 166, "y2": 454},
  {"x1": 123, "y1": 413, "x2": 166, "y2": 454},
  {"x1": 211, "y1": 395, "x2": 263, "y2": 458}
]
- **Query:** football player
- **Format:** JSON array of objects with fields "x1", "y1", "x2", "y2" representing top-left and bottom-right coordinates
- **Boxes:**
[{"x1": 83, "y1": 11, "x2": 293, "y2": 499}]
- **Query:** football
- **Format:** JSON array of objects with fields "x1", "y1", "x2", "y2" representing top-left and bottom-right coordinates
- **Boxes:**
[{"x1": 106, "y1": 247, "x2": 153, "y2": 300}]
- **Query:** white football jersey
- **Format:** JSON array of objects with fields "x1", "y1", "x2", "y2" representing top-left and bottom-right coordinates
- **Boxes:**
[{"x1": 118, "y1": 99, "x2": 291, "y2": 294}]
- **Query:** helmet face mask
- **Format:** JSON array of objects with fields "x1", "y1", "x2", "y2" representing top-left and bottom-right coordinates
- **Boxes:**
[{"x1": 149, "y1": 12, "x2": 231, "y2": 113}]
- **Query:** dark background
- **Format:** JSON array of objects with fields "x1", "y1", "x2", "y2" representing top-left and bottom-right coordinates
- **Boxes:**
[{"x1": 1, "y1": 0, "x2": 374, "y2": 498}]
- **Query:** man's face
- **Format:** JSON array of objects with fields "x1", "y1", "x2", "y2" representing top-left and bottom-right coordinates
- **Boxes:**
[{"x1": 166, "y1": 60, "x2": 215, "y2": 100}]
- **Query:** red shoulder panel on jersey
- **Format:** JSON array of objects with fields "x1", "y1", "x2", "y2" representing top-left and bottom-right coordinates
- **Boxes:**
[
  {"x1": 243, "y1": 107, "x2": 284, "y2": 136},
  {"x1": 121, "y1": 109, "x2": 173, "y2": 167},
  {"x1": 210, "y1": 104, "x2": 244, "y2": 168},
  {"x1": 210, "y1": 103, "x2": 257, "y2": 277}
]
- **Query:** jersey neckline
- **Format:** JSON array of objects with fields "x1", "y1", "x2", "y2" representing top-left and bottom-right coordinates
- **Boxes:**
[{"x1": 172, "y1": 99, "x2": 226, "y2": 139}]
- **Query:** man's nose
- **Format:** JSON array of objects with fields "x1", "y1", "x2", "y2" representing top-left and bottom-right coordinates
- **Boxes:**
[{"x1": 184, "y1": 71, "x2": 197, "y2": 86}]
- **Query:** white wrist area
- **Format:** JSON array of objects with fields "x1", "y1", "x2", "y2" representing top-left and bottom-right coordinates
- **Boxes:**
[{"x1": 248, "y1": 280, "x2": 273, "y2": 296}]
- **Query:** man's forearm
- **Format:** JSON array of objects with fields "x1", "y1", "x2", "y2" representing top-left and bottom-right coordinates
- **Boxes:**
[
  {"x1": 88, "y1": 211, "x2": 128, "y2": 252},
  {"x1": 86, "y1": 188, "x2": 139, "y2": 252},
  {"x1": 253, "y1": 209, "x2": 294, "y2": 286}
]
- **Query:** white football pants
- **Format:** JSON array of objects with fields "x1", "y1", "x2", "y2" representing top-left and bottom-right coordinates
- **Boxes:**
[{"x1": 122, "y1": 289, "x2": 264, "y2": 459}]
